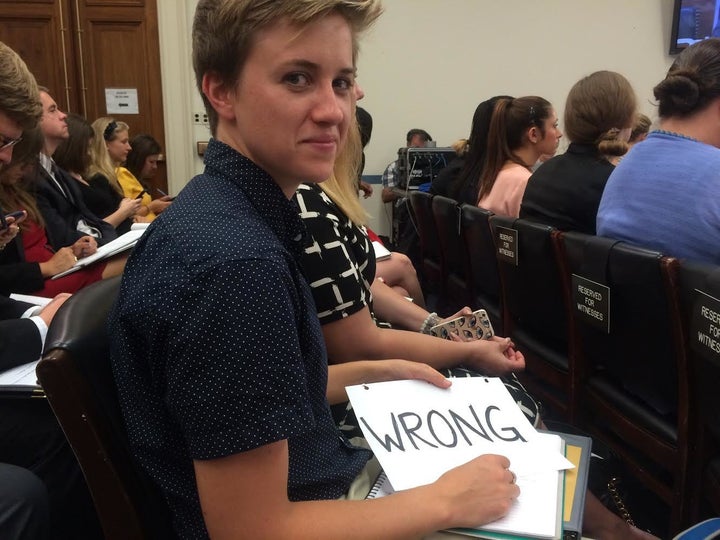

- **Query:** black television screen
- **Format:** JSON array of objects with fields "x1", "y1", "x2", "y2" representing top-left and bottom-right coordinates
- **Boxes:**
[{"x1": 669, "y1": 0, "x2": 720, "y2": 54}]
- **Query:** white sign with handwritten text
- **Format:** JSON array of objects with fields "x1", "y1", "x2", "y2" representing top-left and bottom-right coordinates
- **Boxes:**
[{"x1": 346, "y1": 377, "x2": 571, "y2": 491}]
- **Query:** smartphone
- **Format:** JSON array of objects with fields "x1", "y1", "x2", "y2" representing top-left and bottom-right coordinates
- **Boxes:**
[
  {"x1": 156, "y1": 188, "x2": 176, "y2": 201},
  {"x1": 135, "y1": 190, "x2": 148, "y2": 200},
  {"x1": 0, "y1": 210, "x2": 25, "y2": 230},
  {"x1": 429, "y1": 308, "x2": 494, "y2": 341}
]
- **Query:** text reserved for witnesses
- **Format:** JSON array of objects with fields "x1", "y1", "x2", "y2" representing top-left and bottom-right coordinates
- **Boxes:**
[
  {"x1": 572, "y1": 274, "x2": 610, "y2": 333},
  {"x1": 495, "y1": 226, "x2": 518, "y2": 266},
  {"x1": 691, "y1": 289, "x2": 720, "y2": 361}
]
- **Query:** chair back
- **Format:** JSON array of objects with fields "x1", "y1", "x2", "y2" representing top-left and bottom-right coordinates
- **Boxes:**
[
  {"x1": 678, "y1": 261, "x2": 720, "y2": 518},
  {"x1": 460, "y1": 204, "x2": 502, "y2": 332},
  {"x1": 562, "y1": 233, "x2": 683, "y2": 417},
  {"x1": 490, "y1": 216, "x2": 572, "y2": 418},
  {"x1": 432, "y1": 195, "x2": 470, "y2": 311},
  {"x1": 560, "y1": 232, "x2": 689, "y2": 531},
  {"x1": 409, "y1": 191, "x2": 443, "y2": 292},
  {"x1": 36, "y1": 277, "x2": 175, "y2": 540}
]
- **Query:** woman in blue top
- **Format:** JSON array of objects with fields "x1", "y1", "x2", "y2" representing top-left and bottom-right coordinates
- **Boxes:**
[{"x1": 597, "y1": 38, "x2": 720, "y2": 263}]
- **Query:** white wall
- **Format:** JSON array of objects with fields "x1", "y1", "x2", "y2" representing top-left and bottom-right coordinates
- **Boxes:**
[{"x1": 158, "y1": 0, "x2": 678, "y2": 234}]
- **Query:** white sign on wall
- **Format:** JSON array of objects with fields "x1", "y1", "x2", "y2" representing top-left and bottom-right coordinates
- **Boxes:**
[{"x1": 105, "y1": 88, "x2": 139, "y2": 115}]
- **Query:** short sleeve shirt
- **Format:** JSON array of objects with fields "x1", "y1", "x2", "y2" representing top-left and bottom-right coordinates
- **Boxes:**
[
  {"x1": 382, "y1": 160, "x2": 397, "y2": 189},
  {"x1": 109, "y1": 140, "x2": 371, "y2": 539},
  {"x1": 296, "y1": 183, "x2": 376, "y2": 324}
]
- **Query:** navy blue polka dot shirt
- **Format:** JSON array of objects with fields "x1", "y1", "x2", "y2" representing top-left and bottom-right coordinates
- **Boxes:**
[{"x1": 108, "y1": 139, "x2": 371, "y2": 539}]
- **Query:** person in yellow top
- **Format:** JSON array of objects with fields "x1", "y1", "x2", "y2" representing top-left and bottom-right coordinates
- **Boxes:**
[{"x1": 88, "y1": 117, "x2": 172, "y2": 222}]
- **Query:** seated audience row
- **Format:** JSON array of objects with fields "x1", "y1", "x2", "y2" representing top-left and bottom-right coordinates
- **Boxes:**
[
  {"x1": 0, "y1": 86, "x2": 170, "y2": 297},
  {"x1": 0, "y1": 41, "x2": 102, "y2": 539},
  {"x1": 0, "y1": 128, "x2": 124, "y2": 297},
  {"x1": 90, "y1": 117, "x2": 172, "y2": 221},
  {"x1": 57, "y1": 114, "x2": 141, "y2": 235}
]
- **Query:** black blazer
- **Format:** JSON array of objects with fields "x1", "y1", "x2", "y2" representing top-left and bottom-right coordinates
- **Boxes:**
[
  {"x1": 34, "y1": 164, "x2": 117, "y2": 250},
  {"x1": 0, "y1": 295, "x2": 42, "y2": 372}
]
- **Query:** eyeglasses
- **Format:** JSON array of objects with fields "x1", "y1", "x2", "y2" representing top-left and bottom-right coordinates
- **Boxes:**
[{"x1": 0, "y1": 134, "x2": 22, "y2": 152}]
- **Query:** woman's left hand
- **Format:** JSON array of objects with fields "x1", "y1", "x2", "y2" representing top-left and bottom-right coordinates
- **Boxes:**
[
  {"x1": 71, "y1": 235, "x2": 98, "y2": 259},
  {"x1": 464, "y1": 336, "x2": 526, "y2": 376}
]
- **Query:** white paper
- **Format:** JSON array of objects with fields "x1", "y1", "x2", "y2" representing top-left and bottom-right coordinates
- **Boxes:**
[
  {"x1": 0, "y1": 360, "x2": 40, "y2": 388},
  {"x1": 346, "y1": 377, "x2": 572, "y2": 491},
  {"x1": 52, "y1": 229, "x2": 145, "y2": 279},
  {"x1": 105, "y1": 88, "x2": 139, "y2": 114},
  {"x1": 9, "y1": 293, "x2": 52, "y2": 307},
  {"x1": 454, "y1": 432, "x2": 563, "y2": 538},
  {"x1": 348, "y1": 377, "x2": 571, "y2": 539}
]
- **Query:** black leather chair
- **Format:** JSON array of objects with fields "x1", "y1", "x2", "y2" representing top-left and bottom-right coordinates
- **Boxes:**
[
  {"x1": 36, "y1": 277, "x2": 175, "y2": 539},
  {"x1": 408, "y1": 191, "x2": 443, "y2": 297},
  {"x1": 432, "y1": 195, "x2": 471, "y2": 312},
  {"x1": 678, "y1": 261, "x2": 720, "y2": 523},
  {"x1": 489, "y1": 216, "x2": 573, "y2": 421},
  {"x1": 560, "y1": 232, "x2": 690, "y2": 534},
  {"x1": 460, "y1": 205, "x2": 503, "y2": 334}
]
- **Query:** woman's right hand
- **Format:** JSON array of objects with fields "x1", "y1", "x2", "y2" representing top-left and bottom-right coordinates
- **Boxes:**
[
  {"x1": 428, "y1": 454, "x2": 519, "y2": 529},
  {"x1": 118, "y1": 197, "x2": 143, "y2": 219},
  {"x1": 39, "y1": 247, "x2": 77, "y2": 277}
]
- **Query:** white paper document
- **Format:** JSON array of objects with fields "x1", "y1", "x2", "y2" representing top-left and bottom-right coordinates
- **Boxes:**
[
  {"x1": 9, "y1": 294, "x2": 52, "y2": 307},
  {"x1": 0, "y1": 360, "x2": 40, "y2": 389},
  {"x1": 52, "y1": 229, "x2": 145, "y2": 279},
  {"x1": 346, "y1": 377, "x2": 573, "y2": 539}
]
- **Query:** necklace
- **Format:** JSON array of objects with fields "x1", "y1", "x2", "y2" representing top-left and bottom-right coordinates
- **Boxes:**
[{"x1": 653, "y1": 129, "x2": 699, "y2": 143}]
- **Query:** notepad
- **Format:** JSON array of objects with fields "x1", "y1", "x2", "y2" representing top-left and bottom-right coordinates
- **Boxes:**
[
  {"x1": 0, "y1": 359, "x2": 43, "y2": 397},
  {"x1": 51, "y1": 229, "x2": 145, "y2": 279},
  {"x1": 447, "y1": 433, "x2": 565, "y2": 540},
  {"x1": 347, "y1": 378, "x2": 572, "y2": 540}
]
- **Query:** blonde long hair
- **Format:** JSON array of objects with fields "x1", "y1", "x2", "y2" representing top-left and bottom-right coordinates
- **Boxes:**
[
  {"x1": 88, "y1": 116, "x2": 128, "y2": 195},
  {"x1": 317, "y1": 118, "x2": 368, "y2": 227}
]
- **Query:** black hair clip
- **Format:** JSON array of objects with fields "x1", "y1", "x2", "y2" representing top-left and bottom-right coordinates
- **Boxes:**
[{"x1": 103, "y1": 121, "x2": 118, "y2": 141}]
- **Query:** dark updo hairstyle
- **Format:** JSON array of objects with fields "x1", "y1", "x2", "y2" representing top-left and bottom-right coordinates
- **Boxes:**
[
  {"x1": 477, "y1": 96, "x2": 552, "y2": 202},
  {"x1": 53, "y1": 113, "x2": 94, "y2": 176},
  {"x1": 654, "y1": 38, "x2": 720, "y2": 119},
  {"x1": 125, "y1": 134, "x2": 162, "y2": 182},
  {"x1": 564, "y1": 70, "x2": 636, "y2": 158},
  {"x1": 453, "y1": 95, "x2": 513, "y2": 204}
]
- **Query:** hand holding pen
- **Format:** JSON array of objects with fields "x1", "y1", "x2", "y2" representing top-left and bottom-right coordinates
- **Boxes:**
[
  {"x1": 71, "y1": 235, "x2": 97, "y2": 259},
  {"x1": 149, "y1": 188, "x2": 174, "y2": 215},
  {"x1": 156, "y1": 188, "x2": 176, "y2": 201}
]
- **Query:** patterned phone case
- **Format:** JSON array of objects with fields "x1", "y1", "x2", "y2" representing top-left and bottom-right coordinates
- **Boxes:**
[{"x1": 429, "y1": 309, "x2": 494, "y2": 341}]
